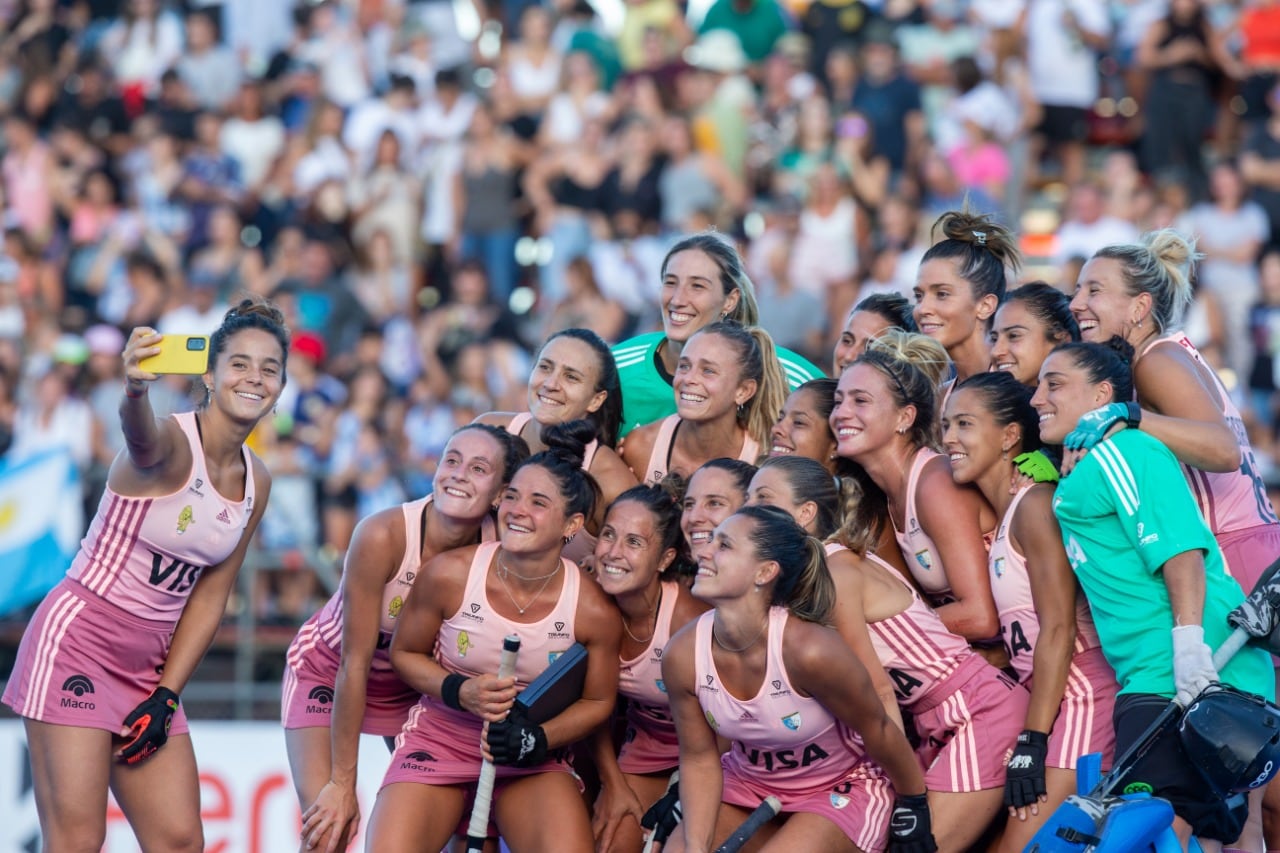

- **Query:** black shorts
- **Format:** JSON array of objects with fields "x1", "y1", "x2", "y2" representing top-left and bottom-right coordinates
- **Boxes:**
[
  {"x1": 1112, "y1": 693, "x2": 1248, "y2": 842},
  {"x1": 1036, "y1": 104, "x2": 1090, "y2": 144}
]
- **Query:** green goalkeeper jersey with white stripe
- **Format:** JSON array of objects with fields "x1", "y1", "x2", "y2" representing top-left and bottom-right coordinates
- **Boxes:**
[
  {"x1": 611, "y1": 332, "x2": 825, "y2": 439},
  {"x1": 1052, "y1": 428, "x2": 1273, "y2": 700}
]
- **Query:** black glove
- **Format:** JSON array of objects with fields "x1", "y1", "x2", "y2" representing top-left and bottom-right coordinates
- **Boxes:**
[
  {"x1": 118, "y1": 687, "x2": 180, "y2": 765},
  {"x1": 487, "y1": 706, "x2": 548, "y2": 767},
  {"x1": 1004, "y1": 729, "x2": 1049, "y2": 810},
  {"x1": 888, "y1": 793, "x2": 936, "y2": 853},
  {"x1": 641, "y1": 778, "x2": 682, "y2": 842}
]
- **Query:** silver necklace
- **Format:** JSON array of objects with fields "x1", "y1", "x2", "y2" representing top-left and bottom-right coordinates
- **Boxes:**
[
  {"x1": 622, "y1": 586, "x2": 662, "y2": 645},
  {"x1": 712, "y1": 615, "x2": 768, "y2": 653},
  {"x1": 496, "y1": 554, "x2": 561, "y2": 615}
]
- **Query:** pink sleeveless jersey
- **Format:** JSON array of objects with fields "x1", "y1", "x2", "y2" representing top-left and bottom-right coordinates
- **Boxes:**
[
  {"x1": 989, "y1": 486, "x2": 1101, "y2": 684},
  {"x1": 292, "y1": 496, "x2": 497, "y2": 675},
  {"x1": 507, "y1": 413, "x2": 600, "y2": 567},
  {"x1": 695, "y1": 608, "x2": 867, "y2": 794},
  {"x1": 619, "y1": 580, "x2": 681, "y2": 743},
  {"x1": 434, "y1": 541, "x2": 582, "y2": 684},
  {"x1": 642, "y1": 415, "x2": 760, "y2": 485},
  {"x1": 858, "y1": 548, "x2": 976, "y2": 711},
  {"x1": 1141, "y1": 332, "x2": 1279, "y2": 534},
  {"x1": 893, "y1": 447, "x2": 953, "y2": 603},
  {"x1": 66, "y1": 411, "x2": 255, "y2": 621}
]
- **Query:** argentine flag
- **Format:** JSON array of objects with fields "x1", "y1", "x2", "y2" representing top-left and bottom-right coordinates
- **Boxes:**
[{"x1": 0, "y1": 450, "x2": 82, "y2": 617}]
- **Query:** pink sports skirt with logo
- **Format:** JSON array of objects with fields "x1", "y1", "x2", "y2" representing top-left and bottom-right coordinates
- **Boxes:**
[
  {"x1": 617, "y1": 711, "x2": 679, "y2": 776},
  {"x1": 380, "y1": 697, "x2": 576, "y2": 790},
  {"x1": 280, "y1": 626, "x2": 418, "y2": 737},
  {"x1": 912, "y1": 654, "x2": 1029, "y2": 793},
  {"x1": 1, "y1": 579, "x2": 190, "y2": 736},
  {"x1": 720, "y1": 753, "x2": 893, "y2": 853}
]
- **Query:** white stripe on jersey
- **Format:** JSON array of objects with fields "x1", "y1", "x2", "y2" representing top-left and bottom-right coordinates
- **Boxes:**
[{"x1": 1093, "y1": 442, "x2": 1139, "y2": 517}]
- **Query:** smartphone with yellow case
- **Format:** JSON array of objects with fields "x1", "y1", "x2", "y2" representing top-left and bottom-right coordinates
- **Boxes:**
[{"x1": 138, "y1": 334, "x2": 210, "y2": 375}]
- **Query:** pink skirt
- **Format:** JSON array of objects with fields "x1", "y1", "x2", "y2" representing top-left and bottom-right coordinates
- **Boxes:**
[
  {"x1": 281, "y1": 622, "x2": 417, "y2": 737},
  {"x1": 912, "y1": 655, "x2": 1029, "y2": 792},
  {"x1": 2, "y1": 579, "x2": 190, "y2": 736},
  {"x1": 1217, "y1": 523, "x2": 1280, "y2": 599},
  {"x1": 380, "y1": 697, "x2": 576, "y2": 789},
  {"x1": 720, "y1": 753, "x2": 893, "y2": 853},
  {"x1": 618, "y1": 707, "x2": 679, "y2": 776},
  {"x1": 1043, "y1": 647, "x2": 1118, "y2": 771}
]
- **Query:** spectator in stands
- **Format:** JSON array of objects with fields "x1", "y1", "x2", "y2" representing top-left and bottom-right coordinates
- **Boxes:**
[
  {"x1": 1243, "y1": 83, "x2": 1280, "y2": 246},
  {"x1": 456, "y1": 102, "x2": 527, "y2": 304},
  {"x1": 100, "y1": 0, "x2": 183, "y2": 106},
  {"x1": 176, "y1": 9, "x2": 240, "y2": 112},
  {"x1": 1054, "y1": 182, "x2": 1142, "y2": 268},
  {"x1": 1021, "y1": 0, "x2": 1110, "y2": 186},
  {"x1": 852, "y1": 23, "x2": 925, "y2": 178},
  {"x1": 1180, "y1": 160, "x2": 1270, "y2": 385}
]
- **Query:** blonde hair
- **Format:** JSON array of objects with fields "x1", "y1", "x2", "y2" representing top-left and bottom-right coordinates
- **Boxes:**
[{"x1": 1094, "y1": 229, "x2": 1201, "y2": 333}]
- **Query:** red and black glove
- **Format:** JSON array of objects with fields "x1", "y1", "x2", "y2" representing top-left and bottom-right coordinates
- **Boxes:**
[{"x1": 117, "y1": 687, "x2": 180, "y2": 765}]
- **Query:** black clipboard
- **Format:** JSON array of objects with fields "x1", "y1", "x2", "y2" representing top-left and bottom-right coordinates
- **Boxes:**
[{"x1": 514, "y1": 642, "x2": 588, "y2": 724}]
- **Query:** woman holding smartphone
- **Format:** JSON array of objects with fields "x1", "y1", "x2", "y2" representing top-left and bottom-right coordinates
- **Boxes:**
[{"x1": 2, "y1": 301, "x2": 287, "y2": 850}]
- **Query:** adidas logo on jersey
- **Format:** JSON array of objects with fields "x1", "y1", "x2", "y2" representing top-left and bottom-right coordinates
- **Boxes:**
[{"x1": 216, "y1": 508, "x2": 231, "y2": 524}]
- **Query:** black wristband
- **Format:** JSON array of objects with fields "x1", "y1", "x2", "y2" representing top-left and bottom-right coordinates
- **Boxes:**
[
  {"x1": 440, "y1": 673, "x2": 467, "y2": 711},
  {"x1": 1124, "y1": 401, "x2": 1142, "y2": 429}
]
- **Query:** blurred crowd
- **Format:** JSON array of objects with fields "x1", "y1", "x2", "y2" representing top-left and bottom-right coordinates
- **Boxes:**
[{"x1": 5, "y1": 0, "x2": 1280, "y2": 622}]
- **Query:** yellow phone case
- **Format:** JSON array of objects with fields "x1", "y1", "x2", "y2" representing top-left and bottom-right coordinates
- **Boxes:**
[{"x1": 138, "y1": 335, "x2": 211, "y2": 375}]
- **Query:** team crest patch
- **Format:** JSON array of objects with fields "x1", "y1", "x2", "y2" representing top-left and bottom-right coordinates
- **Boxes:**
[
  {"x1": 830, "y1": 793, "x2": 850, "y2": 809},
  {"x1": 176, "y1": 505, "x2": 194, "y2": 534},
  {"x1": 456, "y1": 630, "x2": 472, "y2": 657},
  {"x1": 656, "y1": 679, "x2": 667, "y2": 693},
  {"x1": 914, "y1": 550, "x2": 932, "y2": 571},
  {"x1": 388, "y1": 595, "x2": 404, "y2": 619},
  {"x1": 993, "y1": 557, "x2": 1005, "y2": 579},
  {"x1": 781, "y1": 712, "x2": 802, "y2": 731},
  {"x1": 549, "y1": 650, "x2": 565, "y2": 664}
]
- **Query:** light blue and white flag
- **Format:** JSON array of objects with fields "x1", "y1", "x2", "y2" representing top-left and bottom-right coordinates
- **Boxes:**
[{"x1": 0, "y1": 450, "x2": 83, "y2": 617}]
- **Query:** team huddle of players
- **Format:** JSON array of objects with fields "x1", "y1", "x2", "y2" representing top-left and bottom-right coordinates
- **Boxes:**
[
  {"x1": 276, "y1": 216, "x2": 1280, "y2": 853},
  {"x1": 4, "y1": 213, "x2": 1278, "y2": 853}
]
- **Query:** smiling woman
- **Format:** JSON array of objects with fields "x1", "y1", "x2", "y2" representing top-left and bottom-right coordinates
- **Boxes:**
[
  {"x1": 620, "y1": 321, "x2": 786, "y2": 486},
  {"x1": 363, "y1": 425, "x2": 622, "y2": 853},
  {"x1": 610, "y1": 233, "x2": 823, "y2": 439},
  {"x1": 280, "y1": 422, "x2": 528, "y2": 853},
  {"x1": 2, "y1": 299, "x2": 288, "y2": 852},
  {"x1": 477, "y1": 328, "x2": 638, "y2": 567}
]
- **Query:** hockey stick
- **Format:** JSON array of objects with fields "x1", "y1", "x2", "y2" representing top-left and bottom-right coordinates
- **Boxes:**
[
  {"x1": 465, "y1": 634, "x2": 521, "y2": 853},
  {"x1": 714, "y1": 796, "x2": 782, "y2": 853}
]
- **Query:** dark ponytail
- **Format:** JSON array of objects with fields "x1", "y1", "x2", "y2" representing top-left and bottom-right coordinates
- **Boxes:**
[
  {"x1": 521, "y1": 419, "x2": 602, "y2": 521},
  {"x1": 1051, "y1": 337, "x2": 1135, "y2": 404},
  {"x1": 736, "y1": 505, "x2": 835, "y2": 625}
]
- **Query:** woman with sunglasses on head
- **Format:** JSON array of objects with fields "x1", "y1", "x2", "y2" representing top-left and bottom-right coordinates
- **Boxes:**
[
  {"x1": 363, "y1": 422, "x2": 623, "y2": 853},
  {"x1": 622, "y1": 321, "x2": 785, "y2": 487},
  {"x1": 912, "y1": 209, "x2": 1021, "y2": 391},
  {"x1": 3, "y1": 301, "x2": 288, "y2": 852},
  {"x1": 282, "y1": 424, "x2": 529, "y2": 853},
  {"x1": 831, "y1": 331, "x2": 1001, "y2": 649},
  {"x1": 590, "y1": 484, "x2": 710, "y2": 853},
  {"x1": 833, "y1": 293, "x2": 918, "y2": 376},
  {"x1": 612, "y1": 233, "x2": 824, "y2": 439},
  {"x1": 680, "y1": 458, "x2": 758, "y2": 569},
  {"x1": 664, "y1": 505, "x2": 938, "y2": 853},
  {"x1": 478, "y1": 328, "x2": 637, "y2": 567},
  {"x1": 1034, "y1": 338, "x2": 1275, "y2": 853},
  {"x1": 942, "y1": 372, "x2": 1118, "y2": 851},
  {"x1": 746, "y1": 455, "x2": 1030, "y2": 852}
]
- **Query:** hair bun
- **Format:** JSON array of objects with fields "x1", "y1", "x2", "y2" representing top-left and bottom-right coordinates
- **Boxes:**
[
  {"x1": 541, "y1": 419, "x2": 595, "y2": 468},
  {"x1": 1102, "y1": 335, "x2": 1135, "y2": 365},
  {"x1": 226, "y1": 297, "x2": 286, "y2": 328}
]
